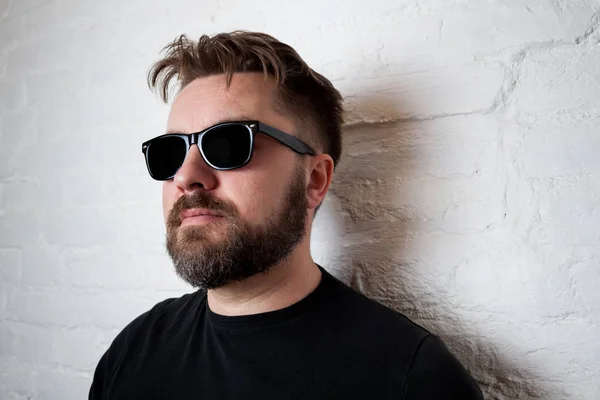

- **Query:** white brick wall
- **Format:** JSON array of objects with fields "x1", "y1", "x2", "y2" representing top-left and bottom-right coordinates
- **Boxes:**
[{"x1": 1, "y1": 0, "x2": 599, "y2": 399}]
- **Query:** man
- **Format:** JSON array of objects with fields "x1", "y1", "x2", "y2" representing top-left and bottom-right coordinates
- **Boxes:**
[{"x1": 89, "y1": 31, "x2": 483, "y2": 399}]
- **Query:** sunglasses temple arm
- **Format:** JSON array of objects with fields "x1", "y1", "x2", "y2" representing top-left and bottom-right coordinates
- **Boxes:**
[{"x1": 258, "y1": 123, "x2": 316, "y2": 156}]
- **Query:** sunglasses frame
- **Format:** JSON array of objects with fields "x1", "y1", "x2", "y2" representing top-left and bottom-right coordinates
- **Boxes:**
[{"x1": 141, "y1": 120, "x2": 317, "y2": 181}]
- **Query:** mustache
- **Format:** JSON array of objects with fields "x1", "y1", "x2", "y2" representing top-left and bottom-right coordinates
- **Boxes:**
[{"x1": 167, "y1": 193, "x2": 232, "y2": 227}]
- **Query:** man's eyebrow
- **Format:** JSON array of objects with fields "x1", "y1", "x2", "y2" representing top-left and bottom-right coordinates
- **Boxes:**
[{"x1": 166, "y1": 116, "x2": 255, "y2": 134}]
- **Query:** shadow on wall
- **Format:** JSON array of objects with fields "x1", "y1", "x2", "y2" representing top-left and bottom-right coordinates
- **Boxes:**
[{"x1": 328, "y1": 93, "x2": 549, "y2": 400}]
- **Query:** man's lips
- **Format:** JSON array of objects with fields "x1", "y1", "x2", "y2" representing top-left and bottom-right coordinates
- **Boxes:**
[{"x1": 179, "y1": 208, "x2": 224, "y2": 223}]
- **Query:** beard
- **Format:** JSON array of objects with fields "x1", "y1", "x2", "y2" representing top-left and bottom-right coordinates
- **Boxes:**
[{"x1": 165, "y1": 161, "x2": 308, "y2": 290}]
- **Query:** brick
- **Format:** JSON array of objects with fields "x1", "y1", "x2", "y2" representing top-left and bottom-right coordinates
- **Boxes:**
[
  {"x1": 86, "y1": 124, "x2": 149, "y2": 175},
  {"x1": 0, "y1": 1, "x2": 9, "y2": 17},
  {"x1": 0, "y1": 213, "x2": 41, "y2": 247},
  {"x1": 533, "y1": 182, "x2": 600, "y2": 246},
  {"x1": 37, "y1": 171, "x2": 63, "y2": 209},
  {"x1": 439, "y1": 2, "x2": 593, "y2": 60},
  {"x1": 512, "y1": 119, "x2": 600, "y2": 179},
  {"x1": 0, "y1": 180, "x2": 39, "y2": 213},
  {"x1": 34, "y1": 97, "x2": 84, "y2": 141},
  {"x1": 18, "y1": 1, "x2": 59, "y2": 44},
  {"x1": 20, "y1": 245, "x2": 66, "y2": 287},
  {"x1": 0, "y1": 110, "x2": 38, "y2": 149},
  {"x1": 6, "y1": 290, "x2": 74, "y2": 326},
  {"x1": 60, "y1": 169, "x2": 106, "y2": 208},
  {"x1": 71, "y1": 291, "x2": 159, "y2": 330},
  {"x1": 103, "y1": 167, "x2": 159, "y2": 206},
  {"x1": 0, "y1": 247, "x2": 22, "y2": 282},
  {"x1": 7, "y1": 0, "x2": 53, "y2": 16},
  {"x1": 4, "y1": 320, "x2": 54, "y2": 363},
  {"x1": 57, "y1": 0, "x2": 134, "y2": 25},
  {"x1": 72, "y1": 69, "x2": 155, "y2": 127},
  {"x1": 10, "y1": 137, "x2": 93, "y2": 179},
  {"x1": 0, "y1": 142, "x2": 15, "y2": 180},
  {"x1": 341, "y1": 61, "x2": 505, "y2": 123},
  {"x1": 24, "y1": 70, "x2": 83, "y2": 106},
  {"x1": 569, "y1": 259, "x2": 600, "y2": 311},
  {"x1": 114, "y1": 203, "x2": 166, "y2": 248},
  {"x1": 0, "y1": 79, "x2": 25, "y2": 110},
  {"x1": 0, "y1": 113, "x2": 35, "y2": 179},
  {"x1": 64, "y1": 245, "x2": 147, "y2": 290},
  {"x1": 0, "y1": 359, "x2": 36, "y2": 399},
  {"x1": 41, "y1": 207, "x2": 117, "y2": 248},
  {"x1": 141, "y1": 248, "x2": 191, "y2": 292},
  {"x1": 51, "y1": 326, "x2": 111, "y2": 371},
  {"x1": 0, "y1": 13, "x2": 18, "y2": 56},
  {"x1": 338, "y1": 114, "x2": 501, "y2": 181},
  {"x1": 509, "y1": 46, "x2": 600, "y2": 123},
  {"x1": 6, "y1": 30, "x2": 76, "y2": 78},
  {"x1": 301, "y1": 16, "x2": 443, "y2": 81},
  {"x1": 0, "y1": 282, "x2": 18, "y2": 319},
  {"x1": 33, "y1": 367, "x2": 92, "y2": 400}
]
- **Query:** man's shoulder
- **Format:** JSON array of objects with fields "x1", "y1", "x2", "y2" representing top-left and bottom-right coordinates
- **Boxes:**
[
  {"x1": 323, "y1": 271, "x2": 483, "y2": 399},
  {"x1": 89, "y1": 290, "x2": 207, "y2": 397},
  {"x1": 325, "y1": 271, "x2": 431, "y2": 342},
  {"x1": 111, "y1": 290, "x2": 205, "y2": 348}
]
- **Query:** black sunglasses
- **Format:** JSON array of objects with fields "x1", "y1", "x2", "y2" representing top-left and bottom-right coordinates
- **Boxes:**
[{"x1": 141, "y1": 120, "x2": 316, "y2": 181}]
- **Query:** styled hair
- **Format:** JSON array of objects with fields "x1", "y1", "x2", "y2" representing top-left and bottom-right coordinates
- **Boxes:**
[{"x1": 147, "y1": 31, "x2": 344, "y2": 217}]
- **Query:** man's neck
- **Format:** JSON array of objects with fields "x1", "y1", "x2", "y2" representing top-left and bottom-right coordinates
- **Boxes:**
[{"x1": 206, "y1": 254, "x2": 322, "y2": 317}]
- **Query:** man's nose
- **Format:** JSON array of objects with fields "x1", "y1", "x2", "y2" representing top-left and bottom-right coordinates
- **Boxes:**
[{"x1": 172, "y1": 144, "x2": 217, "y2": 192}]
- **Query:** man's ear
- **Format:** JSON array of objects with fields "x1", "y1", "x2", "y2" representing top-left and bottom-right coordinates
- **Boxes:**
[{"x1": 306, "y1": 154, "x2": 334, "y2": 211}]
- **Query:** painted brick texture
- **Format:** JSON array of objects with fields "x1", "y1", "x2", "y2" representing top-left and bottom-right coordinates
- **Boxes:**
[{"x1": 1, "y1": 0, "x2": 599, "y2": 399}]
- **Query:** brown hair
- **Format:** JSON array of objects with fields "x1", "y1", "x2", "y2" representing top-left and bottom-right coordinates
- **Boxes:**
[{"x1": 147, "y1": 31, "x2": 344, "y2": 218}]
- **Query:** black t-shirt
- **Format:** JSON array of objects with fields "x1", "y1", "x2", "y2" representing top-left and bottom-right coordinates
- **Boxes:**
[{"x1": 89, "y1": 265, "x2": 483, "y2": 399}]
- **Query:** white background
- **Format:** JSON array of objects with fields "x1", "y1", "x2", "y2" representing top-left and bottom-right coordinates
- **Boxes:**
[{"x1": 1, "y1": 0, "x2": 599, "y2": 399}]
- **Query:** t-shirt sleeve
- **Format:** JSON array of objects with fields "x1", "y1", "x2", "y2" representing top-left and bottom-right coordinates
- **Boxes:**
[
  {"x1": 404, "y1": 334, "x2": 483, "y2": 400},
  {"x1": 88, "y1": 340, "x2": 116, "y2": 399},
  {"x1": 88, "y1": 313, "x2": 146, "y2": 400},
  {"x1": 88, "y1": 299, "x2": 174, "y2": 400}
]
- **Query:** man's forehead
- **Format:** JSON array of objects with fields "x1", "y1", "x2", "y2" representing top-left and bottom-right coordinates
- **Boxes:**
[
  {"x1": 175, "y1": 73, "x2": 275, "y2": 103},
  {"x1": 167, "y1": 74, "x2": 276, "y2": 133}
]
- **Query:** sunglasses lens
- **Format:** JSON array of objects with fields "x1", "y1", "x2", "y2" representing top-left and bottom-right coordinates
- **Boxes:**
[
  {"x1": 146, "y1": 136, "x2": 188, "y2": 180},
  {"x1": 202, "y1": 124, "x2": 252, "y2": 169}
]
